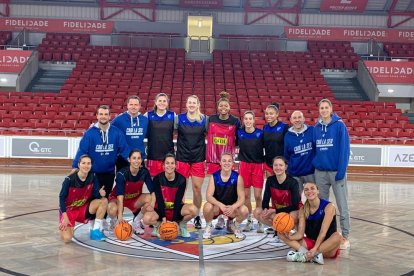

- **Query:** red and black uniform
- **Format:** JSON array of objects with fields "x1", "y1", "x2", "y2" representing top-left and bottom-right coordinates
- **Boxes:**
[
  {"x1": 153, "y1": 172, "x2": 187, "y2": 222},
  {"x1": 261, "y1": 175, "x2": 300, "y2": 213},
  {"x1": 176, "y1": 113, "x2": 207, "y2": 163},
  {"x1": 147, "y1": 110, "x2": 175, "y2": 160},
  {"x1": 237, "y1": 128, "x2": 264, "y2": 164},
  {"x1": 212, "y1": 170, "x2": 239, "y2": 206},
  {"x1": 207, "y1": 114, "x2": 240, "y2": 173},
  {"x1": 237, "y1": 127, "x2": 265, "y2": 188},
  {"x1": 109, "y1": 166, "x2": 153, "y2": 215},
  {"x1": 263, "y1": 122, "x2": 288, "y2": 168},
  {"x1": 59, "y1": 171, "x2": 101, "y2": 225}
]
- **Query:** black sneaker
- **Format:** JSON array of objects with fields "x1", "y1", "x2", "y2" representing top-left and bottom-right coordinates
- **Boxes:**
[{"x1": 194, "y1": 216, "x2": 202, "y2": 229}]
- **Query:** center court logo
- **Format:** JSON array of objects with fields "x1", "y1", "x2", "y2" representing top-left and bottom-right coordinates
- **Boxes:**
[{"x1": 73, "y1": 218, "x2": 289, "y2": 261}]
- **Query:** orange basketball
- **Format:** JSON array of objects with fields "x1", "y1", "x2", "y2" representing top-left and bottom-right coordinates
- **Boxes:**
[
  {"x1": 158, "y1": 221, "x2": 178, "y2": 240},
  {"x1": 272, "y1": 212, "x2": 294, "y2": 233},
  {"x1": 114, "y1": 221, "x2": 133, "y2": 241}
]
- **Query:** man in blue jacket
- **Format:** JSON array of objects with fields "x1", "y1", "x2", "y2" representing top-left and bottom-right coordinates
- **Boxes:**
[
  {"x1": 112, "y1": 96, "x2": 149, "y2": 170},
  {"x1": 284, "y1": 110, "x2": 315, "y2": 194},
  {"x1": 72, "y1": 105, "x2": 130, "y2": 198}
]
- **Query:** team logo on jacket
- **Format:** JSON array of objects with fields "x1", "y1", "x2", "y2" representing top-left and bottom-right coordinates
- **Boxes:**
[{"x1": 73, "y1": 217, "x2": 289, "y2": 261}]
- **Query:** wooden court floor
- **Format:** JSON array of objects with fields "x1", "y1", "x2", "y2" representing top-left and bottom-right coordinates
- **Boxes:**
[{"x1": 0, "y1": 167, "x2": 413, "y2": 276}]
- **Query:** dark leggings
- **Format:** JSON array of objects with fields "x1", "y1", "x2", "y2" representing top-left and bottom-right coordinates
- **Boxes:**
[{"x1": 96, "y1": 173, "x2": 115, "y2": 199}]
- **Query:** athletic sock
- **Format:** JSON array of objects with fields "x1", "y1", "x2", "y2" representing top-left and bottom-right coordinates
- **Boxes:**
[
  {"x1": 93, "y1": 219, "x2": 102, "y2": 231},
  {"x1": 298, "y1": 246, "x2": 307, "y2": 254},
  {"x1": 134, "y1": 211, "x2": 144, "y2": 223}
]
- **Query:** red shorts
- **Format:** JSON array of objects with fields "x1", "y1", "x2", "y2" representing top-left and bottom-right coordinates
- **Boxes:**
[
  {"x1": 147, "y1": 159, "x2": 164, "y2": 177},
  {"x1": 156, "y1": 203, "x2": 184, "y2": 222},
  {"x1": 108, "y1": 195, "x2": 141, "y2": 215},
  {"x1": 176, "y1": 161, "x2": 205, "y2": 178},
  {"x1": 206, "y1": 163, "x2": 221, "y2": 175},
  {"x1": 303, "y1": 237, "x2": 340, "y2": 258},
  {"x1": 264, "y1": 163, "x2": 275, "y2": 175},
  {"x1": 59, "y1": 203, "x2": 94, "y2": 227},
  {"x1": 239, "y1": 161, "x2": 264, "y2": 189},
  {"x1": 213, "y1": 210, "x2": 234, "y2": 220}
]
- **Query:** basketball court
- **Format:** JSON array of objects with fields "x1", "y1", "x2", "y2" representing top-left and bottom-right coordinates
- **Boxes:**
[{"x1": 0, "y1": 167, "x2": 413, "y2": 275}]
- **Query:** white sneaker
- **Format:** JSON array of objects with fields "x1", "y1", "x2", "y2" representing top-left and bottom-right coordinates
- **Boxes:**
[
  {"x1": 203, "y1": 224, "x2": 212, "y2": 239},
  {"x1": 286, "y1": 250, "x2": 307, "y2": 263},
  {"x1": 132, "y1": 220, "x2": 145, "y2": 235},
  {"x1": 340, "y1": 238, "x2": 350, "y2": 250},
  {"x1": 151, "y1": 225, "x2": 160, "y2": 237},
  {"x1": 265, "y1": 227, "x2": 275, "y2": 234},
  {"x1": 242, "y1": 220, "x2": 253, "y2": 232},
  {"x1": 312, "y1": 253, "x2": 324, "y2": 265},
  {"x1": 257, "y1": 222, "x2": 264, "y2": 233},
  {"x1": 234, "y1": 228, "x2": 245, "y2": 239},
  {"x1": 215, "y1": 216, "x2": 225, "y2": 229}
]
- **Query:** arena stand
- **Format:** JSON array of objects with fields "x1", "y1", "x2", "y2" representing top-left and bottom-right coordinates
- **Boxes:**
[{"x1": 1, "y1": 33, "x2": 414, "y2": 146}]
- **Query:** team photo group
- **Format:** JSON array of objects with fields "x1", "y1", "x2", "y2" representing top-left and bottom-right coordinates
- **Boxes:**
[{"x1": 59, "y1": 90, "x2": 351, "y2": 264}]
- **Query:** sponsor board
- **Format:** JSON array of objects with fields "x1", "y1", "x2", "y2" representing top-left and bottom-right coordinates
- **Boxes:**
[
  {"x1": 364, "y1": 61, "x2": 413, "y2": 85},
  {"x1": 388, "y1": 147, "x2": 414, "y2": 167},
  {"x1": 179, "y1": 0, "x2": 223, "y2": 8},
  {"x1": 0, "y1": 18, "x2": 114, "y2": 34},
  {"x1": 320, "y1": 0, "x2": 368, "y2": 12},
  {"x1": 11, "y1": 138, "x2": 69, "y2": 158},
  {"x1": 285, "y1": 26, "x2": 414, "y2": 43},
  {"x1": 0, "y1": 50, "x2": 32, "y2": 73},
  {"x1": 349, "y1": 146, "x2": 382, "y2": 166}
]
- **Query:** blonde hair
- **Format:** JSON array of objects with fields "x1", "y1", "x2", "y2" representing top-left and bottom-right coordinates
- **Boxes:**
[
  {"x1": 217, "y1": 91, "x2": 230, "y2": 107},
  {"x1": 187, "y1": 95, "x2": 203, "y2": 122},
  {"x1": 302, "y1": 183, "x2": 319, "y2": 218},
  {"x1": 318, "y1": 98, "x2": 333, "y2": 108},
  {"x1": 154, "y1": 93, "x2": 169, "y2": 112}
]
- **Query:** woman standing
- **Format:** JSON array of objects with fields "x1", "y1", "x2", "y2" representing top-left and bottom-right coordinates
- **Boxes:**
[
  {"x1": 313, "y1": 98, "x2": 350, "y2": 250},
  {"x1": 145, "y1": 93, "x2": 176, "y2": 177},
  {"x1": 237, "y1": 111, "x2": 264, "y2": 233},
  {"x1": 206, "y1": 91, "x2": 240, "y2": 174},
  {"x1": 263, "y1": 103, "x2": 288, "y2": 177},
  {"x1": 176, "y1": 95, "x2": 207, "y2": 229},
  {"x1": 254, "y1": 156, "x2": 300, "y2": 234},
  {"x1": 279, "y1": 182, "x2": 341, "y2": 264}
]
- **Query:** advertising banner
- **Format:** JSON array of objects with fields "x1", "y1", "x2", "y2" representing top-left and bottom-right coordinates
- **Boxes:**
[
  {"x1": 364, "y1": 61, "x2": 414, "y2": 84},
  {"x1": 320, "y1": 0, "x2": 368, "y2": 12},
  {"x1": 11, "y1": 138, "x2": 69, "y2": 158},
  {"x1": 0, "y1": 50, "x2": 32, "y2": 73},
  {"x1": 388, "y1": 147, "x2": 414, "y2": 167},
  {"x1": 349, "y1": 146, "x2": 382, "y2": 166},
  {"x1": 0, "y1": 18, "x2": 114, "y2": 34},
  {"x1": 179, "y1": 0, "x2": 223, "y2": 8},
  {"x1": 285, "y1": 26, "x2": 414, "y2": 43}
]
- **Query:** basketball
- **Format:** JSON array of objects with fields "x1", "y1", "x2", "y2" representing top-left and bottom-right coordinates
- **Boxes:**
[
  {"x1": 272, "y1": 212, "x2": 294, "y2": 233},
  {"x1": 158, "y1": 221, "x2": 178, "y2": 240},
  {"x1": 114, "y1": 221, "x2": 133, "y2": 241}
]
